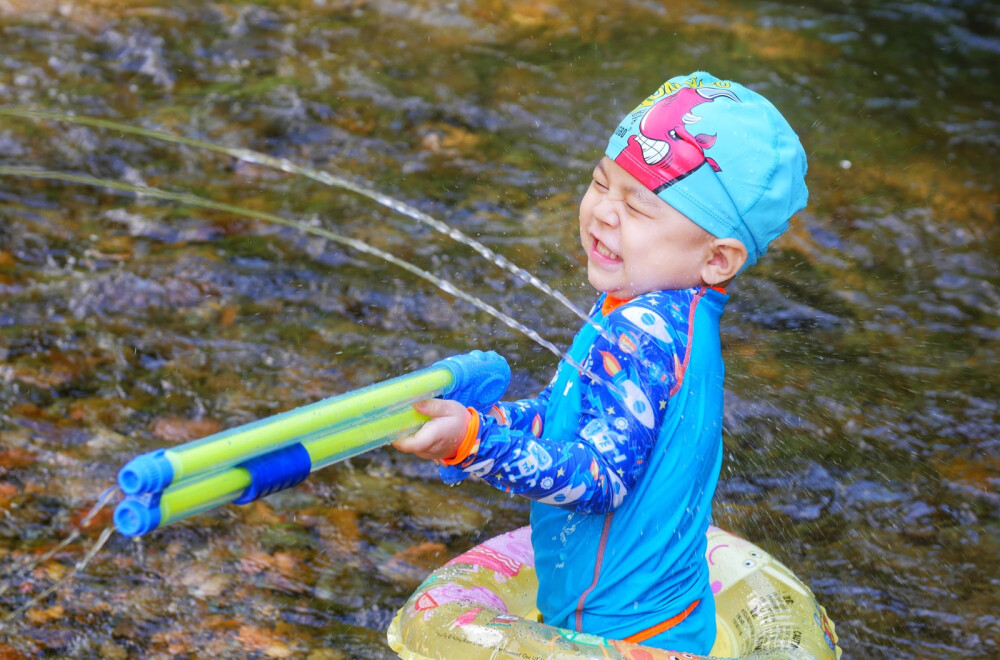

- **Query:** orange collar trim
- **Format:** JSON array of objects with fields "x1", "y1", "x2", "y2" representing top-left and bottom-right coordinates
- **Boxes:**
[
  {"x1": 601, "y1": 295, "x2": 632, "y2": 316},
  {"x1": 602, "y1": 287, "x2": 725, "y2": 316}
]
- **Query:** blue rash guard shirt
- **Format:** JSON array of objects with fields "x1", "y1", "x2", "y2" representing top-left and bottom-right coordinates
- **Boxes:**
[{"x1": 440, "y1": 286, "x2": 726, "y2": 653}]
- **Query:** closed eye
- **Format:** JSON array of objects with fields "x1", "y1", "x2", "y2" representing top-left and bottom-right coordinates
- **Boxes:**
[{"x1": 626, "y1": 201, "x2": 651, "y2": 217}]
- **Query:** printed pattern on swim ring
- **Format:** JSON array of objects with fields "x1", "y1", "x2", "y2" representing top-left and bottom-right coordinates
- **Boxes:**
[{"x1": 388, "y1": 525, "x2": 842, "y2": 660}]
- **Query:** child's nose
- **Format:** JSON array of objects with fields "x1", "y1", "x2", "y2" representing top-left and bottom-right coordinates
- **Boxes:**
[{"x1": 594, "y1": 198, "x2": 622, "y2": 227}]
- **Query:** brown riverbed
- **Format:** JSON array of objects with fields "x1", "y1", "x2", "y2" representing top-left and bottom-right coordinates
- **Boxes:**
[{"x1": 0, "y1": 1, "x2": 998, "y2": 658}]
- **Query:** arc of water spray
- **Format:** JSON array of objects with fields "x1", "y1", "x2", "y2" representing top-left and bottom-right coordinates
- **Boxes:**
[
  {"x1": 0, "y1": 108, "x2": 607, "y2": 339},
  {"x1": 0, "y1": 485, "x2": 118, "y2": 584},
  {"x1": 0, "y1": 166, "x2": 611, "y2": 388},
  {"x1": 2, "y1": 526, "x2": 116, "y2": 622},
  {"x1": 0, "y1": 485, "x2": 119, "y2": 622}
]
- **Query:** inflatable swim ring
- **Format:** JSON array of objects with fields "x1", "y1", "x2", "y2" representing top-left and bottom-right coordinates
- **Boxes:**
[{"x1": 388, "y1": 526, "x2": 841, "y2": 660}]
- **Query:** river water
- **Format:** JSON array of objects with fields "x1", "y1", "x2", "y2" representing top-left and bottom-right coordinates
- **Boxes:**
[{"x1": 0, "y1": 1, "x2": 997, "y2": 658}]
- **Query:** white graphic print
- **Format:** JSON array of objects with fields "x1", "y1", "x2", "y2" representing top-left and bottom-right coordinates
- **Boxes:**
[
  {"x1": 619, "y1": 379, "x2": 655, "y2": 428},
  {"x1": 537, "y1": 482, "x2": 588, "y2": 505},
  {"x1": 581, "y1": 419, "x2": 627, "y2": 463},
  {"x1": 622, "y1": 307, "x2": 672, "y2": 344}
]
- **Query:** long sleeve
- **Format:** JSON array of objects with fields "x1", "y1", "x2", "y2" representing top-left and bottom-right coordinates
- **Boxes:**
[
  {"x1": 441, "y1": 295, "x2": 683, "y2": 514},
  {"x1": 490, "y1": 386, "x2": 553, "y2": 437},
  {"x1": 437, "y1": 385, "x2": 551, "y2": 486}
]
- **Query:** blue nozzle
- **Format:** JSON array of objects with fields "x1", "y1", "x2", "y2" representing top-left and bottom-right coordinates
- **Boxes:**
[
  {"x1": 118, "y1": 449, "x2": 174, "y2": 495},
  {"x1": 439, "y1": 350, "x2": 510, "y2": 411},
  {"x1": 114, "y1": 495, "x2": 162, "y2": 537}
]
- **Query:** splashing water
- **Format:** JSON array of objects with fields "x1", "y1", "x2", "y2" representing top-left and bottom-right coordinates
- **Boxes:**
[
  {"x1": 0, "y1": 165, "x2": 613, "y2": 389},
  {"x1": 0, "y1": 486, "x2": 119, "y2": 621},
  {"x1": 2, "y1": 1, "x2": 998, "y2": 656},
  {"x1": 0, "y1": 484, "x2": 118, "y2": 579},
  {"x1": 0, "y1": 108, "x2": 605, "y2": 337},
  {"x1": 2, "y1": 526, "x2": 116, "y2": 623}
]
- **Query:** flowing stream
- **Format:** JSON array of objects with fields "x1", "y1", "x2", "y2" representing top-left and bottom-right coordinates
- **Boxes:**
[{"x1": 0, "y1": 1, "x2": 998, "y2": 658}]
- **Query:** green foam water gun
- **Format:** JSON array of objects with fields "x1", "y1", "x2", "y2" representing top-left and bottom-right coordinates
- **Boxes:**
[{"x1": 113, "y1": 351, "x2": 510, "y2": 536}]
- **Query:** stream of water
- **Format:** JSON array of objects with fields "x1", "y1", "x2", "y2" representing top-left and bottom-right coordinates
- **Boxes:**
[{"x1": 0, "y1": 1, "x2": 997, "y2": 658}]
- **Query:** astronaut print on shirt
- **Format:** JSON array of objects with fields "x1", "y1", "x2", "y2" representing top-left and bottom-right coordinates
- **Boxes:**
[{"x1": 440, "y1": 288, "x2": 700, "y2": 515}]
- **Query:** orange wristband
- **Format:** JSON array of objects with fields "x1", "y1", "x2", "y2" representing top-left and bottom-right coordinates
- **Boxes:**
[{"x1": 440, "y1": 407, "x2": 481, "y2": 466}]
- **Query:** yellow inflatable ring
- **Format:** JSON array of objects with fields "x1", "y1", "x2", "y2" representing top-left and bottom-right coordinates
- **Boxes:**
[{"x1": 388, "y1": 526, "x2": 842, "y2": 660}]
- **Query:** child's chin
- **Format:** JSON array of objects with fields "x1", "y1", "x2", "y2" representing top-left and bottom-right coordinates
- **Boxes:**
[{"x1": 586, "y1": 271, "x2": 611, "y2": 292}]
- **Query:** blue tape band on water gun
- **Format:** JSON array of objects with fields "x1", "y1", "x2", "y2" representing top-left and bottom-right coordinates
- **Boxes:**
[{"x1": 232, "y1": 443, "x2": 312, "y2": 505}]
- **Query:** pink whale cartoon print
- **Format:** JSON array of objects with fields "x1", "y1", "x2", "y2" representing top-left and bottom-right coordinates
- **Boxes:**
[{"x1": 615, "y1": 86, "x2": 739, "y2": 193}]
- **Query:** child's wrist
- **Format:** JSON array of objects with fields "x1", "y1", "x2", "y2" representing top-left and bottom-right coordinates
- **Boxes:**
[{"x1": 440, "y1": 408, "x2": 480, "y2": 465}]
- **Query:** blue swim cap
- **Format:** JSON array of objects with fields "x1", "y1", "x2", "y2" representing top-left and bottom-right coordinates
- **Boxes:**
[{"x1": 605, "y1": 71, "x2": 808, "y2": 270}]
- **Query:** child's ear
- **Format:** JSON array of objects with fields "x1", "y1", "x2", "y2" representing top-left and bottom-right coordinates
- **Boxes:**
[{"x1": 701, "y1": 238, "x2": 747, "y2": 285}]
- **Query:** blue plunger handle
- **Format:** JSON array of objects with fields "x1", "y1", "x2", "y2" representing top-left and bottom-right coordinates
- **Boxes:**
[{"x1": 439, "y1": 350, "x2": 510, "y2": 412}]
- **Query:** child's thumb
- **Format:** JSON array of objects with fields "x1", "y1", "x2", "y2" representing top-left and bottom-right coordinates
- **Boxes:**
[{"x1": 413, "y1": 398, "x2": 454, "y2": 417}]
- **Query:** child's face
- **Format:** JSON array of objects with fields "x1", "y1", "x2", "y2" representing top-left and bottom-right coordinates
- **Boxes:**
[{"x1": 579, "y1": 157, "x2": 715, "y2": 299}]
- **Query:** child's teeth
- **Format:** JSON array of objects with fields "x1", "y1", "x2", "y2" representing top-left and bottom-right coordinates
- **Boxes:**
[{"x1": 596, "y1": 241, "x2": 618, "y2": 260}]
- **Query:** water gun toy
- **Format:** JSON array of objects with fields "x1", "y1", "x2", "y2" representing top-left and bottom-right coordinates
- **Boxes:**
[{"x1": 113, "y1": 351, "x2": 510, "y2": 537}]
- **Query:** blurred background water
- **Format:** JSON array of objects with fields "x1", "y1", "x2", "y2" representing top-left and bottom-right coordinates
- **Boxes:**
[{"x1": 0, "y1": 0, "x2": 997, "y2": 658}]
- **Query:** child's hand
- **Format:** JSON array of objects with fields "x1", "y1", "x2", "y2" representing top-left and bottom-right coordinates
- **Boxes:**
[{"x1": 392, "y1": 399, "x2": 472, "y2": 461}]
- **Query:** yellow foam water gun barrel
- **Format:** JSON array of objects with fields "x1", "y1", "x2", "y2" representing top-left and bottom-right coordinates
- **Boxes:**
[{"x1": 113, "y1": 351, "x2": 510, "y2": 536}]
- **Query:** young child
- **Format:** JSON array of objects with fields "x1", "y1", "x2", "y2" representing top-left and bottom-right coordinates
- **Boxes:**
[{"x1": 393, "y1": 71, "x2": 808, "y2": 654}]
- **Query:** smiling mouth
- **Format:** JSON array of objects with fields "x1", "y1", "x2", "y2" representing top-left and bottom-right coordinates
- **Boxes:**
[{"x1": 592, "y1": 238, "x2": 620, "y2": 261}]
